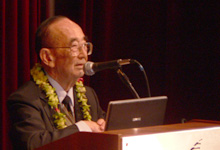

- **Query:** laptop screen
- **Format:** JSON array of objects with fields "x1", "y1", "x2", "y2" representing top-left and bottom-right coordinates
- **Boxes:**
[{"x1": 105, "y1": 96, "x2": 167, "y2": 131}]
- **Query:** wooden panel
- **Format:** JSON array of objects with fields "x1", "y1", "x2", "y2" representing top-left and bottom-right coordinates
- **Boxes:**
[{"x1": 37, "y1": 132, "x2": 120, "y2": 150}]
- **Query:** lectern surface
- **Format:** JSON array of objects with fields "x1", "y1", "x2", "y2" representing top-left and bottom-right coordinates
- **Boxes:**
[
  {"x1": 37, "y1": 120, "x2": 220, "y2": 150},
  {"x1": 104, "y1": 121, "x2": 220, "y2": 150},
  {"x1": 104, "y1": 121, "x2": 220, "y2": 136}
]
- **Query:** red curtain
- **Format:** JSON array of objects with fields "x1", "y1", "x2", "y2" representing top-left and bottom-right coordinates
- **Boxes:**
[
  {"x1": 0, "y1": 0, "x2": 50, "y2": 149},
  {"x1": 1, "y1": 1, "x2": 220, "y2": 150}
]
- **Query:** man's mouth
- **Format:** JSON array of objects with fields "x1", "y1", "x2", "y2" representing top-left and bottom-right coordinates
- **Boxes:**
[{"x1": 75, "y1": 63, "x2": 85, "y2": 68}]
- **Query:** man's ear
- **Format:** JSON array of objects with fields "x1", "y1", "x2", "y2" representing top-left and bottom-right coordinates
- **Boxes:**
[{"x1": 39, "y1": 48, "x2": 55, "y2": 68}]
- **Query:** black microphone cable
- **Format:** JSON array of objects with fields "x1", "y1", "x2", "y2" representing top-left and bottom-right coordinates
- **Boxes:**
[{"x1": 131, "y1": 59, "x2": 151, "y2": 97}]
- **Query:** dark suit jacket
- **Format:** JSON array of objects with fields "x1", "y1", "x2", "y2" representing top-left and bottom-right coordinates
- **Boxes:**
[{"x1": 7, "y1": 80, "x2": 106, "y2": 150}]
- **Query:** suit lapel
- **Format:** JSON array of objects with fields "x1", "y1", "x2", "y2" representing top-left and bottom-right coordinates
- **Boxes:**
[
  {"x1": 39, "y1": 88, "x2": 56, "y2": 128},
  {"x1": 61, "y1": 106, "x2": 75, "y2": 125}
]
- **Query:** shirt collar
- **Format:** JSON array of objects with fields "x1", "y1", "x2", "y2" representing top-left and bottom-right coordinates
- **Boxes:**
[{"x1": 46, "y1": 73, "x2": 74, "y2": 105}]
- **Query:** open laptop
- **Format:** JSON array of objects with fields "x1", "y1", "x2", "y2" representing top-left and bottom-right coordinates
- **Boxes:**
[{"x1": 105, "y1": 96, "x2": 167, "y2": 131}]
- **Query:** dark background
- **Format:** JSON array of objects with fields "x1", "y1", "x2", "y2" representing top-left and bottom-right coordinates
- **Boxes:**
[{"x1": 55, "y1": 1, "x2": 220, "y2": 124}]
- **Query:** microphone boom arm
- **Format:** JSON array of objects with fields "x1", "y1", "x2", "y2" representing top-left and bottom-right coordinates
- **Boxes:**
[{"x1": 117, "y1": 68, "x2": 140, "y2": 99}]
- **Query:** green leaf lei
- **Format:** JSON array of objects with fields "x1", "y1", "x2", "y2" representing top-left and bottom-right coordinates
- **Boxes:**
[{"x1": 30, "y1": 63, "x2": 92, "y2": 129}]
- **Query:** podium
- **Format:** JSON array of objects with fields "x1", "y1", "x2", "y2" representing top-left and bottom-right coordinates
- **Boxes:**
[{"x1": 37, "y1": 120, "x2": 220, "y2": 150}]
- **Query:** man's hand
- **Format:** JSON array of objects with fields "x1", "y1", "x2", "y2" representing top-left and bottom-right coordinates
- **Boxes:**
[
  {"x1": 84, "y1": 119, "x2": 106, "y2": 132},
  {"x1": 97, "y1": 118, "x2": 106, "y2": 131}
]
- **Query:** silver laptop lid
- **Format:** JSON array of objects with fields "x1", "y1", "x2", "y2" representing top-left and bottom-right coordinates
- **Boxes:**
[{"x1": 105, "y1": 96, "x2": 168, "y2": 131}]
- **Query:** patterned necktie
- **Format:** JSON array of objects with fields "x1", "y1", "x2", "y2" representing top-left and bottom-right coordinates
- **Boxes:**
[
  {"x1": 62, "y1": 95, "x2": 72, "y2": 114},
  {"x1": 62, "y1": 95, "x2": 75, "y2": 124}
]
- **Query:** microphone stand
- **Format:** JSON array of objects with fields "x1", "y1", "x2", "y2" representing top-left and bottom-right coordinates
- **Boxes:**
[{"x1": 116, "y1": 68, "x2": 140, "y2": 99}]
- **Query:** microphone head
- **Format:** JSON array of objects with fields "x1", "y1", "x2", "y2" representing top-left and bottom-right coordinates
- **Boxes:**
[{"x1": 84, "y1": 61, "x2": 95, "y2": 76}]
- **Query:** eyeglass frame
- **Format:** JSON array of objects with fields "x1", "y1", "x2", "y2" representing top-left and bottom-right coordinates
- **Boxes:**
[{"x1": 45, "y1": 42, "x2": 93, "y2": 56}]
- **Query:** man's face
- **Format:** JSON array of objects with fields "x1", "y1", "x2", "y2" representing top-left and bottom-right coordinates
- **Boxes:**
[{"x1": 48, "y1": 18, "x2": 88, "y2": 81}]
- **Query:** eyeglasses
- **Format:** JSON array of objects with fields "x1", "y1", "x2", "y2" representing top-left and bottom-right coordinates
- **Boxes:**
[{"x1": 46, "y1": 42, "x2": 93, "y2": 56}]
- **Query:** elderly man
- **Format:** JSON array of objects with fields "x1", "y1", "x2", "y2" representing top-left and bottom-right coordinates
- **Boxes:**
[{"x1": 7, "y1": 16, "x2": 106, "y2": 150}]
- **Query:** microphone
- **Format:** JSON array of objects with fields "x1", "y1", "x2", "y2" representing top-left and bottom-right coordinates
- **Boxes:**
[{"x1": 84, "y1": 59, "x2": 133, "y2": 76}]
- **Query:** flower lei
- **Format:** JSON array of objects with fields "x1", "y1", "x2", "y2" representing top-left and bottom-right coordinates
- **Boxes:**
[{"x1": 30, "y1": 63, "x2": 91, "y2": 129}]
